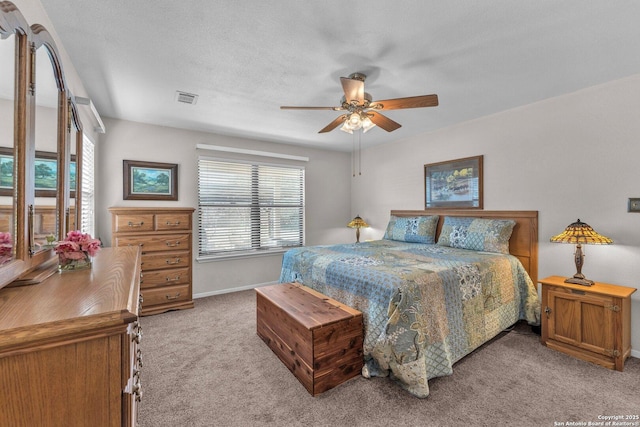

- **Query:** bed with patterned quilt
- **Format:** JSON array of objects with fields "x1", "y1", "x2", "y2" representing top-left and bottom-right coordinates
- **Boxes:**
[{"x1": 279, "y1": 210, "x2": 541, "y2": 398}]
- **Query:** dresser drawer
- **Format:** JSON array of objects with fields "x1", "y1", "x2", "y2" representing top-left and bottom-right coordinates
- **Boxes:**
[
  {"x1": 141, "y1": 267, "x2": 190, "y2": 288},
  {"x1": 114, "y1": 214, "x2": 155, "y2": 232},
  {"x1": 155, "y1": 213, "x2": 191, "y2": 231},
  {"x1": 141, "y1": 284, "x2": 190, "y2": 306},
  {"x1": 141, "y1": 250, "x2": 190, "y2": 271},
  {"x1": 115, "y1": 233, "x2": 190, "y2": 252}
]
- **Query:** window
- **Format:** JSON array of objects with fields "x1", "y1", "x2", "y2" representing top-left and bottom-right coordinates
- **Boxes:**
[
  {"x1": 80, "y1": 134, "x2": 95, "y2": 236},
  {"x1": 198, "y1": 157, "x2": 305, "y2": 258}
]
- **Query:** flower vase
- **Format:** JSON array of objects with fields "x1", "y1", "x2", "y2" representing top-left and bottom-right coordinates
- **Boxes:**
[{"x1": 58, "y1": 251, "x2": 92, "y2": 272}]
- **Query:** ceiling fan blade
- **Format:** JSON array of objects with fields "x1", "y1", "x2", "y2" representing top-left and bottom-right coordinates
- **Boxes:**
[
  {"x1": 368, "y1": 111, "x2": 401, "y2": 132},
  {"x1": 280, "y1": 106, "x2": 343, "y2": 110},
  {"x1": 318, "y1": 114, "x2": 348, "y2": 133},
  {"x1": 340, "y1": 77, "x2": 364, "y2": 104},
  {"x1": 370, "y1": 94, "x2": 439, "y2": 110}
]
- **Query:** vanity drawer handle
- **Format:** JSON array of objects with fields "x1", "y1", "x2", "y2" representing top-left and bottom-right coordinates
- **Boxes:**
[
  {"x1": 165, "y1": 293, "x2": 181, "y2": 300},
  {"x1": 127, "y1": 221, "x2": 144, "y2": 227},
  {"x1": 165, "y1": 241, "x2": 181, "y2": 247},
  {"x1": 166, "y1": 221, "x2": 181, "y2": 226},
  {"x1": 166, "y1": 258, "x2": 181, "y2": 265}
]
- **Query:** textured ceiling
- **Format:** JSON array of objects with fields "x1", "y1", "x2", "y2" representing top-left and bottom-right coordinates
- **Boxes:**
[{"x1": 40, "y1": 0, "x2": 640, "y2": 151}]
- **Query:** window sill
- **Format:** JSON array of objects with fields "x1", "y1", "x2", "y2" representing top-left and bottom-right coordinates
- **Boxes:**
[{"x1": 196, "y1": 248, "x2": 294, "y2": 263}]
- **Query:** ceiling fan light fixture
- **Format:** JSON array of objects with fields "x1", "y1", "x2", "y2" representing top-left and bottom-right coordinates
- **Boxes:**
[
  {"x1": 361, "y1": 116, "x2": 375, "y2": 133},
  {"x1": 339, "y1": 121, "x2": 354, "y2": 134},
  {"x1": 340, "y1": 113, "x2": 361, "y2": 134}
]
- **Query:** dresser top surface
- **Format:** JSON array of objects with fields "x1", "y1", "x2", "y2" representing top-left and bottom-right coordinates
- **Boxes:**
[{"x1": 0, "y1": 247, "x2": 141, "y2": 348}]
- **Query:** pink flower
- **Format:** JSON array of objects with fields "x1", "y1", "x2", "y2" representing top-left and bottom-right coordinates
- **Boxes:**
[
  {"x1": 55, "y1": 231, "x2": 101, "y2": 257},
  {"x1": 0, "y1": 232, "x2": 11, "y2": 245},
  {"x1": 82, "y1": 239, "x2": 101, "y2": 256},
  {"x1": 0, "y1": 232, "x2": 12, "y2": 258}
]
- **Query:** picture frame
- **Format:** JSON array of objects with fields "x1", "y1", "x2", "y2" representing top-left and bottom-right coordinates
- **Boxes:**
[
  {"x1": 123, "y1": 160, "x2": 178, "y2": 201},
  {"x1": 424, "y1": 155, "x2": 483, "y2": 209},
  {"x1": 0, "y1": 147, "x2": 76, "y2": 197}
]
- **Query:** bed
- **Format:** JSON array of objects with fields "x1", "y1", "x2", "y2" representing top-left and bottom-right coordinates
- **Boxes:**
[{"x1": 279, "y1": 209, "x2": 541, "y2": 398}]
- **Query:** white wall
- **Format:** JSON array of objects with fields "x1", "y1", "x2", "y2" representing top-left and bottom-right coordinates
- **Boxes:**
[
  {"x1": 97, "y1": 118, "x2": 352, "y2": 295},
  {"x1": 352, "y1": 73, "x2": 640, "y2": 354}
]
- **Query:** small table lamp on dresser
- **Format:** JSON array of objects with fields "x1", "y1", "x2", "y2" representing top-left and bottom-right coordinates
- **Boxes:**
[
  {"x1": 347, "y1": 215, "x2": 369, "y2": 243},
  {"x1": 550, "y1": 219, "x2": 612, "y2": 286}
]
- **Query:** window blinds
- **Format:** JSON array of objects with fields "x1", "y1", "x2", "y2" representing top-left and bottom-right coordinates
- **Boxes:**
[
  {"x1": 80, "y1": 135, "x2": 95, "y2": 237},
  {"x1": 198, "y1": 157, "x2": 305, "y2": 257}
]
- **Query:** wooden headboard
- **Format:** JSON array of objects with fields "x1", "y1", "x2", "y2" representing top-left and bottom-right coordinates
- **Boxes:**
[{"x1": 390, "y1": 210, "x2": 539, "y2": 284}]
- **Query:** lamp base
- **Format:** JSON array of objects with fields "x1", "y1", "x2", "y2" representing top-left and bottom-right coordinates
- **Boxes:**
[{"x1": 564, "y1": 277, "x2": 594, "y2": 286}]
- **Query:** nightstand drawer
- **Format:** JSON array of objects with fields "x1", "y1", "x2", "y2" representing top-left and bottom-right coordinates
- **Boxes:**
[{"x1": 141, "y1": 251, "x2": 190, "y2": 271}]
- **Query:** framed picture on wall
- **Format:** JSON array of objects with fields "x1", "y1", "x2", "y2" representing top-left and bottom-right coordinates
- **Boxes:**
[
  {"x1": 424, "y1": 155, "x2": 483, "y2": 209},
  {"x1": 123, "y1": 159, "x2": 178, "y2": 201}
]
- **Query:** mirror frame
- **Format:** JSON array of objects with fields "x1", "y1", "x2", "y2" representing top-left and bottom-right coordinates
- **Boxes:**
[
  {"x1": 0, "y1": 1, "x2": 29, "y2": 284},
  {"x1": 0, "y1": 2, "x2": 84, "y2": 288}
]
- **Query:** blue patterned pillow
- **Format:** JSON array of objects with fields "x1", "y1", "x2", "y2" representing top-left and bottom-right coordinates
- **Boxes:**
[
  {"x1": 437, "y1": 217, "x2": 515, "y2": 254},
  {"x1": 383, "y1": 215, "x2": 439, "y2": 244}
]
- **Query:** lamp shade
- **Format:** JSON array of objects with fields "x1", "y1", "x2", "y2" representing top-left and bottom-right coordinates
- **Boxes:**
[
  {"x1": 347, "y1": 215, "x2": 369, "y2": 229},
  {"x1": 550, "y1": 219, "x2": 613, "y2": 245},
  {"x1": 550, "y1": 219, "x2": 612, "y2": 286}
]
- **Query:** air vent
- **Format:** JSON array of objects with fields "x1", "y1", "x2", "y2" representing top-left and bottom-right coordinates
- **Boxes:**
[{"x1": 175, "y1": 91, "x2": 198, "y2": 105}]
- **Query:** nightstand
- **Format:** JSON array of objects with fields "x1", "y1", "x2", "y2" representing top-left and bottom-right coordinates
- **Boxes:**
[{"x1": 540, "y1": 275, "x2": 636, "y2": 371}]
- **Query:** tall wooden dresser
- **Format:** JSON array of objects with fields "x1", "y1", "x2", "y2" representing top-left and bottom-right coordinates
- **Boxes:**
[
  {"x1": 110, "y1": 207, "x2": 195, "y2": 316},
  {"x1": 0, "y1": 246, "x2": 142, "y2": 427}
]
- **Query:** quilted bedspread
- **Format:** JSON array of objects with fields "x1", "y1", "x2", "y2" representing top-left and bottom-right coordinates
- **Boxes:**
[{"x1": 279, "y1": 239, "x2": 540, "y2": 398}]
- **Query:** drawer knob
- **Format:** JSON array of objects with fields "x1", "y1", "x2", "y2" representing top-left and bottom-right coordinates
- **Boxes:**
[
  {"x1": 127, "y1": 221, "x2": 144, "y2": 227},
  {"x1": 165, "y1": 292, "x2": 181, "y2": 300}
]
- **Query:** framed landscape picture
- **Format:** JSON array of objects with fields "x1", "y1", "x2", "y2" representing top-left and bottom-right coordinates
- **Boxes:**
[
  {"x1": 123, "y1": 160, "x2": 178, "y2": 201},
  {"x1": 424, "y1": 155, "x2": 483, "y2": 209}
]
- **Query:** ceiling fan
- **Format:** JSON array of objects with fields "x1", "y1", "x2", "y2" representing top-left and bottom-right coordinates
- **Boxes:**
[{"x1": 280, "y1": 72, "x2": 438, "y2": 134}]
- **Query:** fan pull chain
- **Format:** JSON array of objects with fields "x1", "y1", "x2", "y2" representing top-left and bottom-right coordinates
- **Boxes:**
[
  {"x1": 352, "y1": 132, "x2": 356, "y2": 177},
  {"x1": 358, "y1": 129, "x2": 362, "y2": 176},
  {"x1": 351, "y1": 130, "x2": 363, "y2": 177}
]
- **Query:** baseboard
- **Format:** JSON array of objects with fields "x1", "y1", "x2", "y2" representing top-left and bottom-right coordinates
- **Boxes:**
[
  {"x1": 631, "y1": 349, "x2": 640, "y2": 359},
  {"x1": 193, "y1": 281, "x2": 278, "y2": 299}
]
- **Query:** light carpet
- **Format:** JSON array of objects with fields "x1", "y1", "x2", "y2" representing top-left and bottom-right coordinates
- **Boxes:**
[{"x1": 138, "y1": 290, "x2": 640, "y2": 427}]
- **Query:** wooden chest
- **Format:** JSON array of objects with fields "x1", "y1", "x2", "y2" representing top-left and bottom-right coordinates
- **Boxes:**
[{"x1": 256, "y1": 283, "x2": 364, "y2": 396}]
